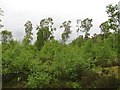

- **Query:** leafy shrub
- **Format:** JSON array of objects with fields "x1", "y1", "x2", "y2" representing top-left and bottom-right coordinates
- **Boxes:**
[
  {"x1": 27, "y1": 71, "x2": 52, "y2": 88},
  {"x1": 26, "y1": 41, "x2": 93, "y2": 88}
]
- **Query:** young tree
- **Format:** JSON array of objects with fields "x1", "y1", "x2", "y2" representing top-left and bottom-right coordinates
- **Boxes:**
[
  {"x1": 0, "y1": 30, "x2": 13, "y2": 43},
  {"x1": 40, "y1": 17, "x2": 55, "y2": 40},
  {"x1": 105, "y1": 4, "x2": 119, "y2": 52},
  {"x1": 80, "y1": 18, "x2": 93, "y2": 39},
  {"x1": 23, "y1": 21, "x2": 33, "y2": 45},
  {"x1": 106, "y1": 4, "x2": 119, "y2": 33},
  {"x1": 35, "y1": 17, "x2": 55, "y2": 50},
  {"x1": 99, "y1": 21, "x2": 109, "y2": 38},
  {"x1": 76, "y1": 19, "x2": 81, "y2": 37},
  {"x1": 60, "y1": 21, "x2": 72, "y2": 42},
  {"x1": 35, "y1": 27, "x2": 45, "y2": 50}
]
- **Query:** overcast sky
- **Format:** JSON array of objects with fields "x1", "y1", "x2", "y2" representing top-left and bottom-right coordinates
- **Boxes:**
[{"x1": 0, "y1": 0, "x2": 119, "y2": 43}]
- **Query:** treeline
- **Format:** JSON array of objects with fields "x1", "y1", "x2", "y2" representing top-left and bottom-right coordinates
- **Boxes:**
[{"x1": 1, "y1": 4, "x2": 120, "y2": 88}]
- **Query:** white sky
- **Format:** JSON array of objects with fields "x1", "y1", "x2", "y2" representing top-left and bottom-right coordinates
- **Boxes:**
[{"x1": 0, "y1": 0, "x2": 119, "y2": 43}]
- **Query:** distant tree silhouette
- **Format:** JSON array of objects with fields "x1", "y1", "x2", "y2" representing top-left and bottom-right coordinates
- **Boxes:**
[{"x1": 60, "y1": 21, "x2": 72, "y2": 42}]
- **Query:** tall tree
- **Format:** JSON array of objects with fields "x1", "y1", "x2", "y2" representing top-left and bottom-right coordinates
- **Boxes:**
[
  {"x1": 23, "y1": 21, "x2": 33, "y2": 45},
  {"x1": 99, "y1": 21, "x2": 109, "y2": 38},
  {"x1": 35, "y1": 17, "x2": 55, "y2": 50},
  {"x1": 106, "y1": 4, "x2": 120, "y2": 59},
  {"x1": 60, "y1": 21, "x2": 72, "y2": 42},
  {"x1": 80, "y1": 18, "x2": 93, "y2": 39},
  {"x1": 105, "y1": 4, "x2": 119, "y2": 51},
  {"x1": 40, "y1": 17, "x2": 55, "y2": 40},
  {"x1": 0, "y1": 30, "x2": 13, "y2": 43},
  {"x1": 76, "y1": 19, "x2": 81, "y2": 37},
  {"x1": 106, "y1": 4, "x2": 119, "y2": 33},
  {"x1": 35, "y1": 27, "x2": 46, "y2": 50}
]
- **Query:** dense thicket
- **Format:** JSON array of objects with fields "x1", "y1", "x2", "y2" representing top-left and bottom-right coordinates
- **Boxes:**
[{"x1": 1, "y1": 4, "x2": 120, "y2": 88}]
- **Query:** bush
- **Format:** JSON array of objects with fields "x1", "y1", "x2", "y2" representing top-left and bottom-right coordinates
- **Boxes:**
[
  {"x1": 26, "y1": 41, "x2": 94, "y2": 88},
  {"x1": 27, "y1": 71, "x2": 52, "y2": 88}
]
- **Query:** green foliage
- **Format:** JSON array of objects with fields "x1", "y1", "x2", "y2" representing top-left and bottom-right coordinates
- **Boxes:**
[
  {"x1": 70, "y1": 35, "x2": 84, "y2": 47},
  {"x1": 35, "y1": 27, "x2": 45, "y2": 50},
  {"x1": 0, "y1": 30, "x2": 13, "y2": 43},
  {"x1": 23, "y1": 21, "x2": 33, "y2": 45},
  {"x1": 2, "y1": 3, "x2": 120, "y2": 89},
  {"x1": 99, "y1": 21, "x2": 110, "y2": 38},
  {"x1": 25, "y1": 41, "x2": 93, "y2": 88},
  {"x1": 27, "y1": 71, "x2": 52, "y2": 88},
  {"x1": 60, "y1": 21, "x2": 72, "y2": 42},
  {"x1": 65, "y1": 81, "x2": 80, "y2": 88},
  {"x1": 80, "y1": 18, "x2": 93, "y2": 39},
  {"x1": 39, "y1": 40, "x2": 62, "y2": 62},
  {"x1": 106, "y1": 4, "x2": 119, "y2": 32},
  {"x1": 35, "y1": 17, "x2": 55, "y2": 50}
]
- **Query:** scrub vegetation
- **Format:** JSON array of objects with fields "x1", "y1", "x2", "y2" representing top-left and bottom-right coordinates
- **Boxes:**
[{"x1": 1, "y1": 4, "x2": 120, "y2": 89}]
